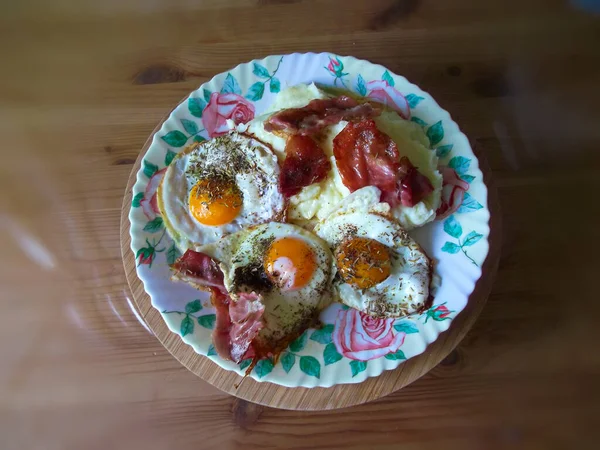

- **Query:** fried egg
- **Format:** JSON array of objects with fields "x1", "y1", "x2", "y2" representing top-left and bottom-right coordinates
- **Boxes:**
[
  {"x1": 315, "y1": 187, "x2": 432, "y2": 318},
  {"x1": 197, "y1": 222, "x2": 335, "y2": 354},
  {"x1": 158, "y1": 132, "x2": 285, "y2": 250},
  {"x1": 242, "y1": 84, "x2": 442, "y2": 230}
]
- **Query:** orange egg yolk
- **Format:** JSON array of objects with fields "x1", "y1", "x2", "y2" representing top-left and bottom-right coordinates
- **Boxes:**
[
  {"x1": 264, "y1": 237, "x2": 317, "y2": 291},
  {"x1": 188, "y1": 179, "x2": 242, "y2": 226},
  {"x1": 335, "y1": 237, "x2": 391, "y2": 289}
]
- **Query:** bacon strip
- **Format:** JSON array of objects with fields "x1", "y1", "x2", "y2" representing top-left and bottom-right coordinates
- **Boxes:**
[
  {"x1": 279, "y1": 135, "x2": 331, "y2": 197},
  {"x1": 171, "y1": 250, "x2": 264, "y2": 364},
  {"x1": 265, "y1": 96, "x2": 381, "y2": 136},
  {"x1": 170, "y1": 249, "x2": 225, "y2": 292},
  {"x1": 385, "y1": 157, "x2": 435, "y2": 208},
  {"x1": 228, "y1": 292, "x2": 264, "y2": 363},
  {"x1": 333, "y1": 120, "x2": 434, "y2": 207}
]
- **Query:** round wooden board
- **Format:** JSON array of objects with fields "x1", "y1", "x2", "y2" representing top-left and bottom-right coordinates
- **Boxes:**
[{"x1": 120, "y1": 100, "x2": 501, "y2": 411}]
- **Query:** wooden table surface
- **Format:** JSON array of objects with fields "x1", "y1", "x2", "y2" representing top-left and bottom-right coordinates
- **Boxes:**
[{"x1": 2, "y1": 0, "x2": 599, "y2": 449}]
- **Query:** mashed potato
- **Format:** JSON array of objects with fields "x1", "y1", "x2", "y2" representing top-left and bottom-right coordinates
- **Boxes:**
[{"x1": 241, "y1": 84, "x2": 442, "y2": 230}]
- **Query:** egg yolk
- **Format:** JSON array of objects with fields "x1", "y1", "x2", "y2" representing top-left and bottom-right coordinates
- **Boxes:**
[
  {"x1": 188, "y1": 178, "x2": 242, "y2": 226},
  {"x1": 335, "y1": 237, "x2": 391, "y2": 289},
  {"x1": 264, "y1": 237, "x2": 317, "y2": 291}
]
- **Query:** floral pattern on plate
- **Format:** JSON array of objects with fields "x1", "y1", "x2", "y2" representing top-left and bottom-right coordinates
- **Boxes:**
[{"x1": 129, "y1": 53, "x2": 490, "y2": 387}]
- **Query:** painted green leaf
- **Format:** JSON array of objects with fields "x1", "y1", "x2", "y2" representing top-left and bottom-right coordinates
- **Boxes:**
[
  {"x1": 384, "y1": 349, "x2": 406, "y2": 360},
  {"x1": 132, "y1": 192, "x2": 144, "y2": 207},
  {"x1": 436, "y1": 144, "x2": 453, "y2": 158},
  {"x1": 246, "y1": 82, "x2": 265, "y2": 101},
  {"x1": 194, "y1": 135, "x2": 206, "y2": 143},
  {"x1": 221, "y1": 73, "x2": 241, "y2": 95},
  {"x1": 350, "y1": 360, "x2": 367, "y2": 377},
  {"x1": 426, "y1": 120, "x2": 444, "y2": 147},
  {"x1": 310, "y1": 324, "x2": 334, "y2": 344},
  {"x1": 269, "y1": 77, "x2": 280, "y2": 93},
  {"x1": 281, "y1": 352, "x2": 295, "y2": 373},
  {"x1": 254, "y1": 358, "x2": 274, "y2": 379},
  {"x1": 239, "y1": 359, "x2": 252, "y2": 371},
  {"x1": 441, "y1": 242, "x2": 461, "y2": 254},
  {"x1": 181, "y1": 118, "x2": 199, "y2": 135},
  {"x1": 461, "y1": 174, "x2": 475, "y2": 183},
  {"x1": 393, "y1": 321, "x2": 419, "y2": 334},
  {"x1": 188, "y1": 97, "x2": 206, "y2": 118},
  {"x1": 289, "y1": 331, "x2": 308, "y2": 352},
  {"x1": 166, "y1": 243, "x2": 181, "y2": 265},
  {"x1": 164, "y1": 149, "x2": 176, "y2": 166},
  {"x1": 252, "y1": 62, "x2": 270, "y2": 79},
  {"x1": 443, "y1": 215, "x2": 463, "y2": 239},
  {"x1": 448, "y1": 156, "x2": 471, "y2": 176},
  {"x1": 185, "y1": 299, "x2": 202, "y2": 314},
  {"x1": 406, "y1": 94, "x2": 424, "y2": 108},
  {"x1": 299, "y1": 356, "x2": 321, "y2": 379},
  {"x1": 161, "y1": 130, "x2": 188, "y2": 147},
  {"x1": 457, "y1": 192, "x2": 483, "y2": 213},
  {"x1": 323, "y1": 342, "x2": 343, "y2": 365},
  {"x1": 143, "y1": 160, "x2": 158, "y2": 179},
  {"x1": 382, "y1": 70, "x2": 395, "y2": 87},
  {"x1": 197, "y1": 314, "x2": 216, "y2": 329},
  {"x1": 207, "y1": 344, "x2": 217, "y2": 356},
  {"x1": 410, "y1": 117, "x2": 427, "y2": 127},
  {"x1": 356, "y1": 74, "x2": 367, "y2": 96},
  {"x1": 143, "y1": 217, "x2": 164, "y2": 233},
  {"x1": 180, "y1": 316, "x2": 194, "y2": 337},
  {"x1": 462, "y1": 231, "x2": 483, "y2": 247},
  {"x1": 203, "y1": 88, "x2": 211, "y2": 103}
]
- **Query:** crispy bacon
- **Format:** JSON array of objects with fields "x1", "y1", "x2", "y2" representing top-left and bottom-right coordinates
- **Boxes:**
[
  {"x1": 211, "y1": 289, "x2": 234, "y2": 360},
  {"x1": 384, "y1": 157, "x2": 435, "y2": 207},
  {"x1": 279, "y1": 135, "x2": 331, "y2": 197},
  {"x1": 211, "y1": 289, "x2": 264, "y2": 364},
  {"x1": 171, "y1": 250, "x2": 264, "y2": 364},
  {"x1": 170, "y1": 249, "x2": 226, "y2": 293},
  {"x1": 228, "y1": 292, "x2": 264, "y2": 363},
  {"x1": 333, "y1": 120, "x2": 434, "y2": 207},
  {"x1": 265, "y1": 96, "x2": 381, "y2": 136}
]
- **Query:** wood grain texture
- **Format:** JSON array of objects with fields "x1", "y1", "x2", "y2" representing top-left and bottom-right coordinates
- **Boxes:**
[
  {"x1": 2, "y1": 0, "x2": 600, "y2": 447},
  {"x1": 119, "y1": 101, "x2": 501, "y2": 410}
]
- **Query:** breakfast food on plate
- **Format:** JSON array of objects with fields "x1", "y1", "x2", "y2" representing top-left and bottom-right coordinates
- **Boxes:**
[
  {"x1": 241, "y1": 83, "x2": 442, "y2": 230},
  {"x1": 160, "y1": 80, "x2": 443, "y2": 370},
  {"x1": 171, "y1": 223, "x2": 334, "y2": 364},
  {"x1": 314, "y1": 187, "x2": 432, "y2": 318},
  {"x1": 157, "y1": 132, "x2": 285, "y2": 250}
]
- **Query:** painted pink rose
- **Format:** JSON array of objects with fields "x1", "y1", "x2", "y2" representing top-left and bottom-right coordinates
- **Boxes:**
[
  {"x1": 366, "y1": 80, "x2": 410, "y2": 119},
  {"x1": 436, "y1": 166, "x2": 469, "y2": 220},
  {"x1": 327, "y1": 57, "x2": 341, "y2": 73},
  {"x1": 333, "y1": 308, "x2": 406, "y2": 361},
  {"x1": 140, "y1": 168, "x2": 166, "y2": 220},
  {"x1": 202, "y1": 92, "x2": 255, "y2": 138},
  {"x1": 138, "y1": 249, "x2": 154, "y2": 266},
  {"x1": 424, "y1": 304, "x2": 453, "y2": 323}
]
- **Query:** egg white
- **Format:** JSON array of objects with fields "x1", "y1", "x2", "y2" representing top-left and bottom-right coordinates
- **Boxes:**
[
  {"x1": 196, "y1": 222, "x2": 335, "y2": 348},
  {"x1": 315, "y1": 188, "x2": 432, "y2": 318},
  {"x1": 158, "y1": 132, "x2": 285, "y2": 250}
]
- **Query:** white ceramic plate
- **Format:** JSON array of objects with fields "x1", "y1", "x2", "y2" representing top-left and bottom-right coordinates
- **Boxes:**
[{"x1": 128, "y1": 52, "x2": 490, "y2": 388}]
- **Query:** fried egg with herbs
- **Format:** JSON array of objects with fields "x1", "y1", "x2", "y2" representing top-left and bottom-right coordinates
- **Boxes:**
[
  {"x1": 197, "y1": 222, "x2": 335, "y2": 355},
  {"x1": 157, "y1": 132, "x2": 285, "y2": 250},
  {"x1": 315, "y1": 187, "x2": 432, "y2": 318}
]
